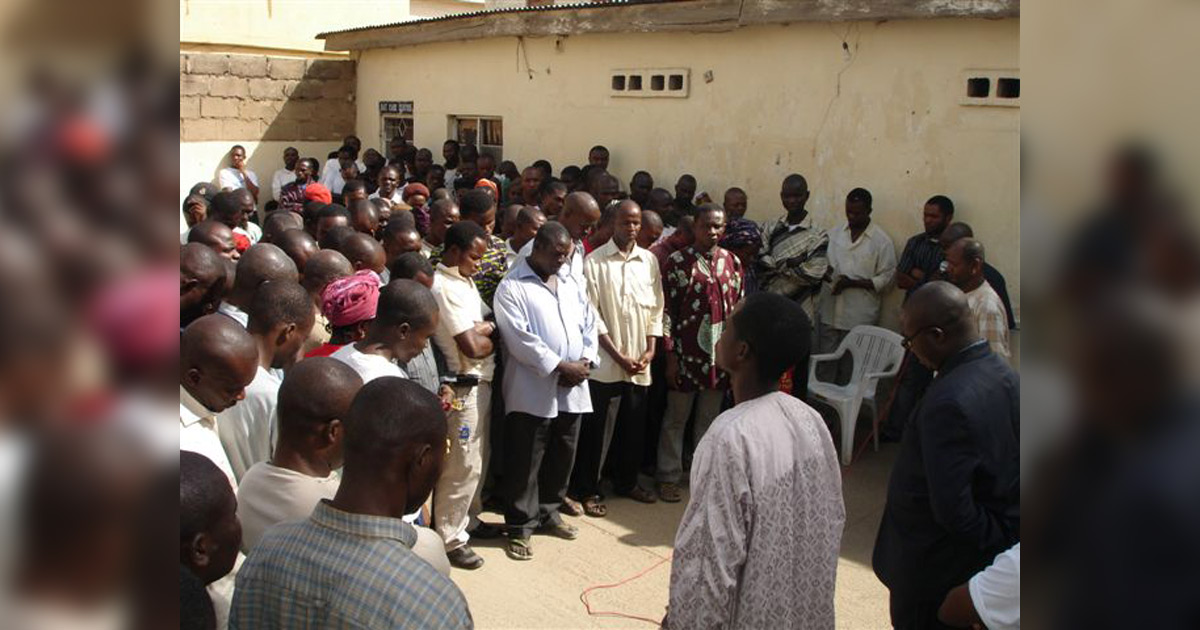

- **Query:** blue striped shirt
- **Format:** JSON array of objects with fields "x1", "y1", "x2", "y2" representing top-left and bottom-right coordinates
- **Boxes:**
[{"x1": 230, "y1": 500, "x2": 472, "y2": 629}]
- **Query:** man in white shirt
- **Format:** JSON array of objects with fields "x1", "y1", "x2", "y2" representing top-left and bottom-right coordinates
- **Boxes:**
[
  {"x1": 429, "y1": 221, "x2": 498, "y2": 570},
  {"x1": 217, "y1": 144, "x2": 260, "y2": 203},
  {"x1": 570, "y1": 201, "x2": 663, "y2": 514},
  {"x1": 180, "y1": 315, "x2": 260, "y2": 488},
  {"x1": 515, "y1": 191, "x2": 600, "y2": 284},
  {"x1": 667, "y1": 293, "x2": 844, "y2": 629},
  {"x1": 818, "y1": 187, "x2": 897, "y2": 368},
  {"x1": 369, "y1": 164, "x2": 405, "y2": 206},
  {"x1": 269, "y1": 146, "x2": 298, "y2": 202},
  {"x1": 319, "y1": 143, "x2": 365, "y2": 196},
  {"x1": 494, "y1": 222, "x2": 599, "y2": 561},
  {"x1": 217, "y1": 243, "x2": 299, "y2": 329},
  {"x1": 331, "y1": 279, "x2": 440, "y2": 383},
  {"x1": 938, "y1": 543, "x2": 1020, "y2": 630},
  {"x1": 217, "y1": 281, "x2": 314, "y2": 482},
  {"x1": 943, "y1": 238, "x2": 1011, "y2": 360}
]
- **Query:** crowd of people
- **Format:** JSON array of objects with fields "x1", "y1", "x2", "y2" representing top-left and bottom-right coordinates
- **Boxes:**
[{"x1": 180, "y1": 135, "x2": 1020, "y2": 629}]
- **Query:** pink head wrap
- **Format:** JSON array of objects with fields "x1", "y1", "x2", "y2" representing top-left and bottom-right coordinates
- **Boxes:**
[{"x1": 320, "y1": 270, "x2": 381, "y2": 327}]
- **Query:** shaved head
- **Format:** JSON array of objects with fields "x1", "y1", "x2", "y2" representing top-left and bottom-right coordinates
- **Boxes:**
[
  {"x1": 348, "y1": 199, "x2": 381, "y2": 235},
  {"x1": 274, "y1": 229, "x2": 319, "y2": 273},
  {"x1": 302, "y1": 249, "x2": 353, "y2": 296},
  {"x1": 232, "y1": 243, "x2": 299, "y2": 300},
  {"x1": 180, "y1": 314, "x2": 259, "y2": 413},
  {"x1": 901, "y1": 281, "x2": 978, "y2": 369},
  {"x1": 276, "y1": 357, "x2": 363, "y2": 468},
  {"x1": 561, "y1": 191, "x2": 602, "y2": 241},
  {"x1": 262, "y1": 211, "x2": 304, "y2": 243},
  {"x1": 181, "y1": 243, "x2": 227, "y2": 327},
  {"x1": 187, "y1": 220, "x2": 239, "y2": 261},
  {"x1": 339, "y1": 233, "x2": 387, "y2": 275}
]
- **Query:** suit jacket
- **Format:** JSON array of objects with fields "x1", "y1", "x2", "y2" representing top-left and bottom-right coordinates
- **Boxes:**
[{"x1": 872, "y1": 341, "x2": 1020, "y2": 602}]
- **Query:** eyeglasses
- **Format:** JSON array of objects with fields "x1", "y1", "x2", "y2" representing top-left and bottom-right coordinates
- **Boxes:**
[{"x1": 901, "y1": 325, "x2": 942, "y2": 350}]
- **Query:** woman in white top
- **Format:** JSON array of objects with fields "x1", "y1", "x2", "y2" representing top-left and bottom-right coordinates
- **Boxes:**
[{"x1": 218, "y1": 145, "x2": 260, "y2": 203}]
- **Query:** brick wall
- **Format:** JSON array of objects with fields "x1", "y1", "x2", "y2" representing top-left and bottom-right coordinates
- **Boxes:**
[{"x1": 179, "y1": 53, "x2": 356, "y2": 142}]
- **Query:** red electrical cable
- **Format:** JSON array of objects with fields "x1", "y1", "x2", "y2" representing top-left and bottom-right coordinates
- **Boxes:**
[{"x1": 579, "y1": 552, "x2": 673, "y2": 626}]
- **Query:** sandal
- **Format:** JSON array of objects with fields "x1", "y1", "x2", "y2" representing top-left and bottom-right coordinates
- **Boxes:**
[
  {"x1": 620, "y1": 485, "x2": 658, "y2": 504},
  {"x1": 581, "y1": 496, "x2": 608, "y2": 518},
  {"x1": 657, "y1": 482, "x2": 683, "y2": 503},
  {"x1": 558, "y1": 496, "x2": 584, "y2": 517},
  {"x1": 538, "y1": 521, "x2": 579, "y2": 540},
  {"x1": 505, "y1": 536, "x2": 533, "y2": 561}
]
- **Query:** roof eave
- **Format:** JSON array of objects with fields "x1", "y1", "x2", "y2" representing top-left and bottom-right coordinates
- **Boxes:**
[{"x1": 320, "y1": 0, "x2": 1019, "y2": 52}]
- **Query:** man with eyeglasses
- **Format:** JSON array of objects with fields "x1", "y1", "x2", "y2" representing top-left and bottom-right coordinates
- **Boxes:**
[{"x1": 872, "y1": 281, "x2": 1020, "y2": 630}]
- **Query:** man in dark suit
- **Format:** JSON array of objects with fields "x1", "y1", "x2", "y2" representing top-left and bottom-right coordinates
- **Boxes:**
[{"x1": 872, "y1": 281, "x2": 1020, "y2": 629}]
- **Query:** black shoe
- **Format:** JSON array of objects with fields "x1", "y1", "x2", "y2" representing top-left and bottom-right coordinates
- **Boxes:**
[
  {"x1": 446, "y1": 545, "x2": 484, "y2": 570},
  {"x1": 469, "y1": 521, "x2": 505, "y2": 539}
]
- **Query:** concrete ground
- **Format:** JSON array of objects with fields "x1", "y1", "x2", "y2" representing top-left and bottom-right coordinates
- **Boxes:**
[{"x1": 450, "y1": 443, "x2": 898, "y2": 629}]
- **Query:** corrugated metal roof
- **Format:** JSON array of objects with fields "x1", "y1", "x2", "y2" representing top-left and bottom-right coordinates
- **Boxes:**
[{"x1": 318, "y1": 0, "x2": 655, "y2": 39}]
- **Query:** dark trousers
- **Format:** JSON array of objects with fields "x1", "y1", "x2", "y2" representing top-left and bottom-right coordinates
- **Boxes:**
[
  {"x1": 643, "y1": 342, "x2": 669, "y2": 471},
  {"x1": 888, "y1": 590, "x2": 956, "y2": 630},
  {"x1": 569, "y1": 380, "x2": 648, "y2": 499},
  {"x1": 502, "y1": 411, "x2": 581, "y2": 538}
]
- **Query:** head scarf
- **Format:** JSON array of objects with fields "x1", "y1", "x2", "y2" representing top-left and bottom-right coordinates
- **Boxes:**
[
  {"x1": 474, "y1": 178, "x2": 499, "y2": 197},
  {"x1": 402, "y1": 182, "x2": 430, "y2": 201},
  {"x1": 720, "y1": 217, "x2": 763, "y2": 251},
  {"x1": 304, "y1": 183, "x2": 333, "y2": 204},
  {"x1": 320, "y1": 270, "x2": 381, "y2": 327}
]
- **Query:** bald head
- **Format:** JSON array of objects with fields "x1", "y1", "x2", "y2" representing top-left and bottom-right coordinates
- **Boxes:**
[
  {"x1": 561, "y1": 191, "x2": 602, "y2": 241},
  {"x1": 939, "y1": 222, "x2": 975, "y2": 250},
  {"x1": 181, "y1": 243, "x2": 227, "y2": 327},
  {"x1": 187, "y1": 221, "x2": 238, "y2": 261},
  {"x1": 341, "y1": 376, "x2": 448, "y2": 514},
  {"x1": 180, "y1": 314, "x2": 259, "y2": 413},
  {"x1": 262, "y1": 211, "x2": 304, "y2": 243},
  {"x1": 277, "y1": 357, "x2": 363, "y2": 466},
  {"x1": 902, "y1": 281, "x2": 979, "y2": 369},
  {"x1": 302, "y1": 249, "x2": 353, "y2": 296},
  {"x1": 231, "y1": 243, "x2": 299, "y2": 304},
  {"x1": 348, "y1": 199, "x2": 381, "y2": 236},
  {"x1": 274, "y1": 229, "x2": 319, "y2": 273},
  {"x1": 339, "y1": 233, "x2": 387, "y2": 275}
]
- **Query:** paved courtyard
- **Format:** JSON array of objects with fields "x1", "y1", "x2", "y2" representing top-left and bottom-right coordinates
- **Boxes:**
[{"x1": 451, "y1": 444, "x2": 899, "y2": 629}]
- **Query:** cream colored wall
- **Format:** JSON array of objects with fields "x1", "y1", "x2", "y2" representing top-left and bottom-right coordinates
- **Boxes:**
[
  {"x1": 353, "y1": 18, "x2": 1019, "y2": 329},
  {"x1": 180, "y1": 0, "x2": 413, "y2": 52}
]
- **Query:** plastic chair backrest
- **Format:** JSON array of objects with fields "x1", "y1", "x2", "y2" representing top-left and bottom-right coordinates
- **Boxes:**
[{"x1": 842, "y1": 325, "x2": 905, "y2": 386}]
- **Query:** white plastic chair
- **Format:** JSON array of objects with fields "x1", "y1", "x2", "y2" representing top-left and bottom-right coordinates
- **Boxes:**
[{"x1": 808, "y1": 325, "x2": 905, "y2": 465}]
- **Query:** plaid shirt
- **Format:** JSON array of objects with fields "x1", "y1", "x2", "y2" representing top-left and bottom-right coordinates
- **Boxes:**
[
  {"x1": 662, "y1": 245, "x2": 744, "y2": 391},
  {"x1": 965, "y1": 281, "x2": 1011, "y2": 361},
  {"x1": 230, "y1": 500, "x2": 472, "y2": 630},
  {"x1": 429, "y1": 234, "x2": 508, "y2": 309},
  {"x1": 757, "y1": 215, "x2": 829, "y2": 314}
]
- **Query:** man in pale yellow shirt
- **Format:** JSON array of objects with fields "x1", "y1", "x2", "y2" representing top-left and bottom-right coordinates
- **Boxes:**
[{"x1": 570, "y1": 200, "x2": 664, "y2": 515}]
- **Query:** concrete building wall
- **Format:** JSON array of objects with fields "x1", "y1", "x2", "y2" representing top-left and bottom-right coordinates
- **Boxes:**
[
  {"x1": 353, "y1": 18, "x2": 1020, "y2": 327},
  {"x1": 180, "y1": 52, "x2": 357, "y2": 211}
]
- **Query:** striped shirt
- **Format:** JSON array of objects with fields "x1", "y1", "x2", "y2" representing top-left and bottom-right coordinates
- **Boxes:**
[
  {"x1": 897, "y1": 232, "x2": 944, "y2": 294},
  {"x1": 230, "y1": 500, "x2": 472, "y2": 630}
]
